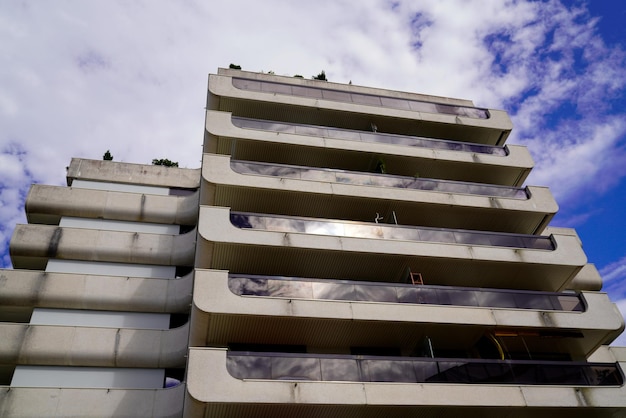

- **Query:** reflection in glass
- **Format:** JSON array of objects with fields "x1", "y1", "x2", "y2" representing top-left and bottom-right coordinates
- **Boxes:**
[
  {"x1": 226, "y1": 352, "x2": 623, "y2": 386},
  {"x1": 230, "y1": 159, "x2": 527, "y2": 199},
  {"x1": 230, "y1": 212, "x2": 555, "y2": 250},
  {"x1": 228, "y1": 275, "x2": 585, "y2": 312},
  {"x1": 232, "y1": 116, "x2": 507, "y2": 156}
]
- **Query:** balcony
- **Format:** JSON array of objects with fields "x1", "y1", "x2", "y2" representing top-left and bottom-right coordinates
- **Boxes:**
[
  {"x1": 205, "y1": 111, "x2": 532, "y2": 186},
  {"x1": 185, "y1": 347, "x2": 626, "y2": 417},
  {"x1": 228, "y1": 274, "x2": 582, "y2": 311},
  {"x1": 209, "y1": 70, "x2": 513, "y2": 145},
  {"x1": 229, "y1": 211, "x2": 555, "y2": 250},
  {"x1": 232, "y1": 116, "x2": 504, "y2": 154},
  {"x1": 226, "y1": 351, "x2": 622, "y2": 386},
  {"x1": 232, "y1": 77, "x2": 490, "y2": 119},
  {"x1": 197, "y1": 206, "x2": 587, "y2": 291},
  {"x1": 231, "y1": 159, "x2": 528, "y2": 199},
  {"x1": 191, "y1": 270, "x2": 625, "y2": 359}
]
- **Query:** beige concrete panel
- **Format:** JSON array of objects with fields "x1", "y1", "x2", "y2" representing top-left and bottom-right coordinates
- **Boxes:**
[
  {"x1": 10, "y1": 225, "x2": 196, "y2": 268},
  {"x1": 568, "y1": 263, "x2": 603, "y2": 291},
  {"x1": 67, "y1": 158, "x2": 200, "y2": 189},
  {"x1": 208, "y1": 75, "x2": 513, "y2": 145},
  {"x1": 26, "y1": 185, "x2": 199, "y2": 226},
  {"x1": 1, "y1": 323, "x2": 188, "y2": 368},
  {"x1": 205, "y1": 110, "x2": 528, "y2": 173},
  {"x1": 0, "y1": 269, "x2": 192, "y2": 313},
  {"x1": 0, "y1": 385, "x2": 184, "y2": 418}
]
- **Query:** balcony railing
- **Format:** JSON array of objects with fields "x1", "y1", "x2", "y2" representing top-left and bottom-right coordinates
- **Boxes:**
[
  {"x1": 232, "y1": 78, "x2": 490, "y2": 119},
  {"x1": 229, "y1": 212, "x2": 555, "y2": 250},
  {"x1": 226, "y1": 352, "x2": 623, "y2": 386},
  {"x1": 228, "y1": 274, "x2": 584, "y2": 312},
  {"x1": 231, "y1": 116, "x2": 506, "y2": 155},
  {"x1": 230, "y1": 160, "x2": 528, "y2": 199}
]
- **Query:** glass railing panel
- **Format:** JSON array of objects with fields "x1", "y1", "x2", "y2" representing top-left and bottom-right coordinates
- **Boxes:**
[
  {"x1": 320, "y1": 358, "x2": 361, "y2": 381},
  {"x1": 229, "y1": 212, "x2": 554, "y2": 250},
  {"x1": 292, "y1": 85, "x2": 323, "y2": 99},
  {"x1": 354, "y1": 283, "x2": 398, "y2": 302},
  {"x1": 362, "y1": 359, "x2": 417, "y2": 382},
  {"x1": 380, "y1": 96, "x2": 412, "y2": 110},
  {"x1": 232, "y1": 78, "x2": 490, "y2": 119},
  {"x1": 226, "y1": 352, "x2": 624, "y2": 386},
  {"x1": 228, "y1": 274, "x2": 586, "y2": 312},
  {"x1": 271, "y1": 356, "x2": 321, "y2": 380},
  {"x1": 231, "y1": 116, "x2": 506, "y2": 155}
]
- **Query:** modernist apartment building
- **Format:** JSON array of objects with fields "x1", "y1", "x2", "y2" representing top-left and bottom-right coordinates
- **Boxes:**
[{"x1": 1, "y1": 67, "x2": 626, "y2": 417}]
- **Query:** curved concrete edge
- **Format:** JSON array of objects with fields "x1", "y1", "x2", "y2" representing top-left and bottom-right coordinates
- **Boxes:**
[
  {"x1": 0, "y1": 269, "x2": 193, "y2": 313},
  {"x1": 186, "y1": 347, "x2": 626, "y2": 408},
  {"x1": 190, "y1": 269, "x2": 623, "y2": 349},
  {"x1": 207, "y1": 75, "x2": 513, "y2": 143},
  {"x1": 0, "y1": 322, "x2": 189, "y2": 368},
  {"x1": 25, "y1": 185, "x2": 199, "y2": 226},
  {"x1": 568, "y1": 263, "x2": 604, "y2": 291},
  {"x1": 197, "y1": 206, "x2": 587, "y2": 267},
  {"x1": 0, "y1": 383, "x2": 184, "y2": 418},
  {"x1": 10, "y1": 225, "x2": 196, "y2": 267},
  {"x1": 205, "y1": 110, "x2": 525, "y2": 168},
  {"x1": 201, "y1": 154, "x2": 556, "y2": 218},
  {"x1": 67, "y1": 158, "x2": 200, "y2": 189}
]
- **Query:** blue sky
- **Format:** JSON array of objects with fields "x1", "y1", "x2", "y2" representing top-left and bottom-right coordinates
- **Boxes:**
[{"x1": 1, "y1": 0, "x2": 626, "y2": 342}]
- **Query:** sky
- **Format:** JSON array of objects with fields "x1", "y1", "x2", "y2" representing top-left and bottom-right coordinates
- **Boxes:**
[{"x1": 1, "y1": 0, "x2": 626, "y2": 343}]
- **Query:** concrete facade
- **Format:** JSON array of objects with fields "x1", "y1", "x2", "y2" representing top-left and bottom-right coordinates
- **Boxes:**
[{"x1": 1, "y1": 68, "x2": 625, "y2": 417}]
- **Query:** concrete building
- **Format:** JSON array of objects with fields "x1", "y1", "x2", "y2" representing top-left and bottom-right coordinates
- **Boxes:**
[{"x1": 1, "y1": 67, "x2": 625, "y2": 417}]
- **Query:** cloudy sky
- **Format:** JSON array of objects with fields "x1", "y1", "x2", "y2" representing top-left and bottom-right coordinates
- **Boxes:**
[{"x1": 1, "y1": 1, "x2": 626, "y2": 342}]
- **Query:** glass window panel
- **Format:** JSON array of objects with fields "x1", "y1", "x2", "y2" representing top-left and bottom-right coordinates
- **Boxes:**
[
  {"x1": 265, "y1": 218, "x2": 300, "y2": 233},
  {"x1": 322, "y1": 89, "x2": 352, "y2": 101},
  {"x1": 465, "y1": 362, "x2": 509, "y2": 383},
  {"x1": 454, "y1": 232, "x2": 492, "y2": 246},
  {"x1": 413, "y1": 361, "x2": 439, "y2": 382},
  {"x1": 384, "y1": 226, "x2": 421, "y2": 241},
  {"x1": 262, "y1": 82, "x2": 292, "y2": 95},
  {"x1": 305, "y1": 221, "x2": 344, "y2": 236},
  {"x1": 312, "y1": 282, "x2": 356, "y2": 301},
  {"x1": 362, "y1": 359, "x2": 417, "y2": 382},
  {"x1": 228, "y1": 277, "x2": 270, "y2": 296},
  {"x1": 355, "y1": 284, "x2": 397, "y2": 302},
  {"x1": 445, "y1": 289, "x2": 479, "y2": 307},
  {"x1": 320, "y1": 358, "x2": 361, "y2": 381},
  {"x1": 232, "y1": 78, "x2": 262, "y2": 91},
  {"x1": 271, "y1": 357, "x2": 321, "y2": 381},
  {"x1": 476, "y1": 291, "x2": 516, "y2": 308},
  {"x1": 352, "y1": 94, "x2": 382, "y2": 106},
  {"x1": 230, "y1": 213, "x2": 254, "y2": 228},
  {"x1": 513, "y1": 293, "x2": 554, "y2": 310},
  {"x1": 226, "y1": 355, "x2": 271, "y2": 379},
  {"x1": 586, "y1": 365, "x2": 623, "y2": 385},
  {"x1": 266, "y1": 279, "x2": 313, "y2": 298},
  {"x1": 295, "y1": 125, "x2": 327, "y2": 136},
  {"x1": 326, "y1": 128, "x2": 362, "y2": 140},
  {"x1": 409, "y1": 101, "x2": 440, "y2": 113},
  {"x1": 396, "y1": 286, "x2": 419, "y2": 303},
  {"x1": 380, "y1": 97, "x2": 411, "y2": 110},
  {"x1": 300, "y1": 168, "x2": 336, "y2": 182},
  {"x1": 418, "y1": 229, "x2": 455, "y2": 243},
  {"x1": 556, "y1": 295, "x2": 584, "y2": 312},
  {"x1": 415, "y1": 287, "x2": 440, "y2": 305},
  {"x1": 291, "y1": 85, "x2": 323, "y2": 98},
  {"x1": 266, "y1": 122, "x2": 296, "y2": 133},
  {"x1": 343, "y1": 224, "x2": 383, "y2": 239},
  {"x1": 429, "y1": 361, "x2": 469, "y2": 382}
]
